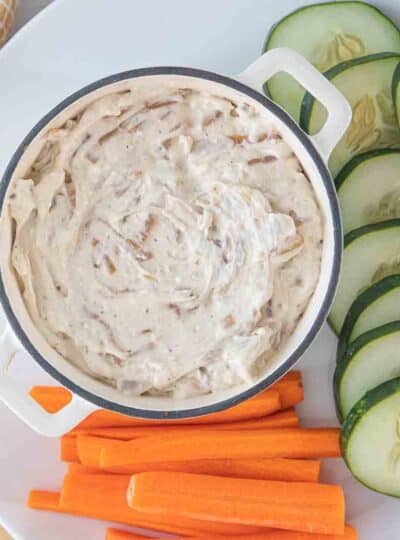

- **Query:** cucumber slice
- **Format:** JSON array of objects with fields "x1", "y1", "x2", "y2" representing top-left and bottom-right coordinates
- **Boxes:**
[
  {"x1": 329, "y1": 219, "x2": 400, "y2": 334},
  {"x1": 264, "y1": 2, "x2": 400, "y2": 122},
  {"x1": 336, "y1": 149, "x2": 400, "y2": 233},
  {"x1": 300, "y1": 53, "x2": 400, "y2": 177},
  {"x1": 337, "y1": 275, "x2": 400, "y2": 363},
  {"x1": 335, "y1": 321, "x2": 400, "y2": 420},
  {"x1": 341, "y1": 377, "x2": 400, "y2": 496},
  {"x1": 393, "y1": 62, "x2": 400, "y2": 127}
]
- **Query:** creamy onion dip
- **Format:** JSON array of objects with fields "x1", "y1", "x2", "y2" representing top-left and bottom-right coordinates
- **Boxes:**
[{"x1": 7, "y1": 82, "x2": 322, "y2": 397}]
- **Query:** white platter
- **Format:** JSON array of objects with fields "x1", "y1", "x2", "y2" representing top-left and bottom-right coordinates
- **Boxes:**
[{"x1": 0, "y1": 1, "x2": 399, "y2": 538}]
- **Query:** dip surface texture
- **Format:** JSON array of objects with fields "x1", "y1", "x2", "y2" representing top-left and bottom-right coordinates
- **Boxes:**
[{"x1": 8, "y1": 83, "x2": 322, "y2": 397}]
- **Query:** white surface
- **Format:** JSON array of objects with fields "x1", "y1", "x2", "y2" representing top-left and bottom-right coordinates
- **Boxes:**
[{"x1": 0, "y1": 1, "x2": 399, "y2": 539}]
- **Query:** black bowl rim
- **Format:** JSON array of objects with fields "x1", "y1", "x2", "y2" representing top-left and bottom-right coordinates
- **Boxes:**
[{"x1": 0, "y1": 66, "x2": 342, "y2": 419}]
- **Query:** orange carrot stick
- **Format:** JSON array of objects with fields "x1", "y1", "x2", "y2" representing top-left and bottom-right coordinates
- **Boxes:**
[
  {"x1": 29, "y1": 386, "x2": 72, "y2": 413},
  {"x1": 68, "y1": 464, "x2": 103, "y2": 475},
  {"x1": 167, "y1": 457, "x2": 320, "y2": 483},
  {"x1": 80, "y1": 456, "x2": 320, "y2": 482},
  {"x1": 141, "y1": 457, "x2": 320, "y2": 483},
  {"x1": 106, "y1": 529, "x2": 154, "y2": 540},
  {"x1": 28, "y1": 491, "x2": 61, "y2": 512},
  {"x1": 193, "y1": 528, "x2": 358, "y2": 540},
  {"x1": 229, "y1": 408, "x2": 299, "y2": 429},
  {"x1": 217, "y1": 530, "x2": 358, "y2": 540},
  {"x1": 106, "y1": 526, "x2": 358, "y2": 540},
  {"x1": 60, "y1": 436, "x2": 79, "y2": 463},
  {"x1": 27, "y1": 494, "x2": 355, "y2": 540},
  {"x1": 30, "y1": 386, "x2": 281, "y2": 426},
  {"x1": 60, "y1": 473, "x2": 266, "y2": 536},
  {"x1": 72, "y1": 409, "x2": 299, "y2": 439},
  {"x1": 30, "y1": 373, "x2": 302, "y2": 428},
  {"x1": 28, "y1": 488, "x2": 195, "y2": 535},
  {"x1": 128, "y1": 472, "x2": 345, "y2": 535},
  {"x1": 75, "y1": 411, "x2": 297, "y2": 444},
  {"x1": 101, "y1": 428, "x2": 340, "y2": 468},
  {"x1": 77, "y1": 436, "x2": 121, "y2": 467},
  {"x1": 73, "y1": 436, "x2": 320, "y2": 481},
  {"x1": 27, "y1": 491, "x2": 266, "y2": 539},
  {"x1": 273, "y1": 380, "x2": 303, "y2": 409},
  {"x1": 80, "y1": 391, "x2": 281, "y2": 427}
]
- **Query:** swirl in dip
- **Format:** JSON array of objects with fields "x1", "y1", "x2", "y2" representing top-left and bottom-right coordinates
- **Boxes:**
[{"x1": 7, "y1": 82, "x2": 322, "y2": 397}]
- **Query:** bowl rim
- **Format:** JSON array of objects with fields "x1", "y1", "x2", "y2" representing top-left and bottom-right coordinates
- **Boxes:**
[{"x1": 0, "y1": 66, "x2": 342, "y2": 419}]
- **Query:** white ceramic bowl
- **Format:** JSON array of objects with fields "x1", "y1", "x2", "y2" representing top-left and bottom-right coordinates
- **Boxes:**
[{"x1": 0, "y1": 48, "x2": 351, "y2": 436}]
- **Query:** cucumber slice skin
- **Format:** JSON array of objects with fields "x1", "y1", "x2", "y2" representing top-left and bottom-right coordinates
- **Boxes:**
[
  {"x1": 392, "y1": 62, "x2": 400, "y2": 128},
  {"x1": 344, "y1": 218, "x2": 400, "y2": 248},
  {"x1": 334, "y1": 321, "x2": 400, "y2": 421},
  {"x1": 337, "y1": 275, "x2": 400, "y2": 363},
  {"x1": 300, "y1": 53, "x2": 400, "y2": 178},
  {"x1": 341, "y1": 377, "x2": 400, "y2": 496},
  {"x1": 335, "y1": 149, "x2": 400, "y2": 233},
  {"x1": 263, "y1": 2, "x2": 400, "y2": 122},
  {"x1": 328, "y1": 219, "x2": 400, "y2": 335},
  {"x1": 335, "y1": 148, "x2": 400, "y2": 190},
  {"x1": 300, "y1": 52, "x2": 400, "y2": 131}
]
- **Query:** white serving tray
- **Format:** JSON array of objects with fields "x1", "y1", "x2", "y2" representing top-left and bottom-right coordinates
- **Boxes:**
[{"x1": 0, "y1": 1, "x2": 399, "y2": 538}]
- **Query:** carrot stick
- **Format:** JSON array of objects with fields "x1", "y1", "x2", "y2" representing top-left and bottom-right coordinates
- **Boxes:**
[
  {"x1": 278, "y1": 371, "x2": 301, "y2": 381},
  {"x1": 30, "y1": 375, "x2": 301, "y2": 417},
  {"x1": 76, "y1": 457, "x2": 320, "y2": 482},
  {"x1": 75, "y1": 411, "x2": 298, "y2": 445},
  {"x1": 28, "y1": 491, "x2": 61, "y2": 512},
  {"x1": 65, "y1": 412, "x2": 299, "y2": 470},
  {"x1": 68, "y1": 464, "x2": 103, "y2": 475},
  {"x1": 89, "y1": 457, "x2": 320, "y2": 482},
  {"x1": 167, "y1": 457, "x2": 319, "y2": 483},
  {"x1": 30, "y1": 386, "x2": 281, "y2": 427},
  {"x1": 73, "y1": 436, "x2": 320, "y2": 481},
  {"x1": 60, "y1": 436, "x2": 79, "y2": 463},
  {"x1": 273, "y1": 380, "x2": 303, "y2": 409},
  {"x1": 106, "y1": 529, "x2": 154, "y2": 540},
  {"x1": 27, "y1": 494, "x2": 355, "y2": 540},
  {"x1": 80, "y1": 391, "x2": 282, "y2": 427},
  {"x1": 29, "y1": 386, "x2": 72, "y2": 413},
  {"x1": 106, "y1": 526, "x2": 358, "y2": 540},
  {"x1": 206, "y1": 528, "x2": 358, "y2": 540},
  {"x1": 30, "y1": 374, "x2": 303, "y2": 428},
  {"x1": 28, "y1": 487, "x2": 195, "y2": 535},
  {"x1": 224, "y1": 526, "x2": 358, "y2": 540},
  {"x1": 60, "y1": 473, "x2": 267, "y2": 536},
  {"x1": 101, "y1": 428, "x2": 340, "y2": 468},
  {"x1": 77, "y1": 436, "x2": 121, "y2": 467},
  {"x1": 128, "y1": 472, "x2": 345, "y2": 535},
  {"x1": 229, "y1": 408, "x2": 299, "y2": 429},
  {"x1": 72, "y1": 409, "x2": 299, "y2": 439}
]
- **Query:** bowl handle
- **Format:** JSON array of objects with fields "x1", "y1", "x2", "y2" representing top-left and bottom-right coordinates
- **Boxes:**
[
  {"x1": 236, "y1": 47, "x2": 352, "y2": 161},
  {"x1": 0, "y1": 326, "x2": 97, "y2": 437}
]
